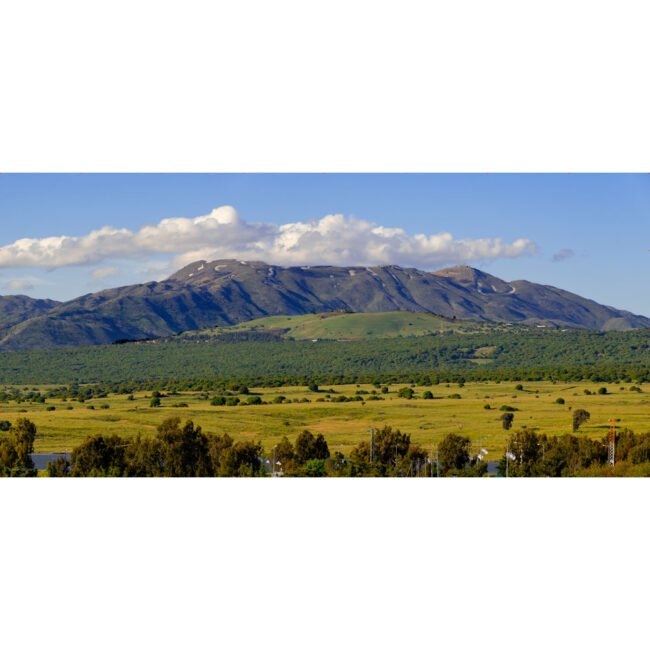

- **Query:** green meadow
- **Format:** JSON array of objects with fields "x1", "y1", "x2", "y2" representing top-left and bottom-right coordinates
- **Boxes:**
[{"x1": 3, "y1": 380, "x2": 648, "y2": 456}]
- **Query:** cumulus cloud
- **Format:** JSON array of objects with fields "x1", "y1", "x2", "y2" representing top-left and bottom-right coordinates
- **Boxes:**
[
  {"x1": 0, "y1": 206, "x2": 537, "y2": 271},
  {"x1": 552, "y1": 248, "x2": 575, "y2": 263}
]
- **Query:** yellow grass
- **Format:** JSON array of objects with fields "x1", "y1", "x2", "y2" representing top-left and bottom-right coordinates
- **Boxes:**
[{"x1": 3, "y1": 381, "x2": 649, "y2": 457}]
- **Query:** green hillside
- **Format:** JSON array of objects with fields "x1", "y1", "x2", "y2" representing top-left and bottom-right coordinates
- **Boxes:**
[{"x1": 181, "y1": 311, "x2": 511, "y2": 341}]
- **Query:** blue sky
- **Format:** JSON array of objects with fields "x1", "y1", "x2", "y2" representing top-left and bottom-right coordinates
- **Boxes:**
[{"x1": 0, "y1": 173, "x2": 648, "y2": 315}]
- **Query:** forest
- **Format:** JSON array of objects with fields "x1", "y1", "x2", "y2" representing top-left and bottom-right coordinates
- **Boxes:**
[{"x1": 0, "y1": 327, "x2": 650, "y2": 386}]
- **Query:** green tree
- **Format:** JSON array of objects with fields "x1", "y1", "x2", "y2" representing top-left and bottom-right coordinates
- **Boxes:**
[
  {"x1": 572, "y1": 408, "x2": 590, "y2": 432},
  {"x1": 155, "y1": 418, "x2": 212, "y2": 477},
  {"x1": 46, "y1": 455, "x2": 71, "y2": 477},
  {"x1": 501, "y1": 412, "x2": 515, "y2": 430},
  {"x1": 0, "y1": 418, "x2": 37, "y2": 477},
  {"x1": 70, "y1": 435, "x2": 127, "y2": 476},
  {"x1": 207, "y1": 433, "x2": 234, "y2": 474},
  {"x1": 302, "y1": 459, "x2": 327, "y2": 477},
  {"x1": 438, "y1": 434, "x2": 470, "y2": 474},
  {"x1": 294, "y1": 430, "x2": 330, "y2": 465},
  {"x1": 397, "y1": 387, "x2": 414, "y2": 399},
  {"x1": 275, "y1": 436, "x2": 295, "y2": 465},
  {"x1": 220, "y1": 441, "x2": 263, "y2": 476}
]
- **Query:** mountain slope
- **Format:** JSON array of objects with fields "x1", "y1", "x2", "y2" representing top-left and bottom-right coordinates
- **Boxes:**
[
  {"x1": 0, "y1": 260, "x2": 647, "y2": 349},
  {"x1": 176, "y1": 311, "x2": 500, "y2": 342},
  {"x1": 0, "y1": 295, "x2": 60, "y2": 334}
]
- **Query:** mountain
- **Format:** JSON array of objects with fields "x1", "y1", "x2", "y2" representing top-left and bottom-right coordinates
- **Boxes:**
[
  {"x1": 0, "y1": 260, "x2": 647, "y2": 350},
  {"x1": 0, "y1": 295, "x2": 60, "y2": 334}
]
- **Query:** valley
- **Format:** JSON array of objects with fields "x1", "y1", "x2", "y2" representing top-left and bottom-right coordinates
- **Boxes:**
[{"x1": 2, "y1": 379, "x2": 648, "y2": 458}]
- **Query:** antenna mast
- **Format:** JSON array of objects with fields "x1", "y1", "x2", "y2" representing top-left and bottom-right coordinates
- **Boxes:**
[{"x1": 608, "y1": 418, "x2": 616, "y2": 466}]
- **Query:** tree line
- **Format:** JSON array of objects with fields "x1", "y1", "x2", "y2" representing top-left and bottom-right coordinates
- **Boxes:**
[{"x1": 4, "y1": 416, "x2": 647, "y2": 478}]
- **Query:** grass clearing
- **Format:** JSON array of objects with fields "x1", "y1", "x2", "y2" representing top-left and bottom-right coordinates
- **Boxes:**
[{"x1": 2, "y1": 381, "x2": 648, "y2": 456}]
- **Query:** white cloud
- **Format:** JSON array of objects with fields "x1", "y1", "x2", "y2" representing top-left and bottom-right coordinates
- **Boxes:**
[
  {"x1": 552, "y1": 248, "x2": 575, "y2": 263},
  {"x1": 0, "y1": 206, "x2": 537, "y2": 271},
  {"x1": 91, "y1": 266, "x2": 119, "y2": 279},
  {"x1": 4, "y1": 278, "x2": 35, "y2": 292}
]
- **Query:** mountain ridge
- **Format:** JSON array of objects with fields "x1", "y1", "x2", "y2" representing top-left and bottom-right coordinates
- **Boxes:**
[{"x1": 0, "y1": 260, "x2": 647, "y2": 350}]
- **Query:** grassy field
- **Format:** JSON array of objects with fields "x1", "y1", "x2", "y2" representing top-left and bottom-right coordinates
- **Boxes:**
[
  {"x1": 2, "y1": 381, "x2": 648, "y2": 456},
  {"x1": 187, "y1": 311, "x2": 501, "y2": 340}
]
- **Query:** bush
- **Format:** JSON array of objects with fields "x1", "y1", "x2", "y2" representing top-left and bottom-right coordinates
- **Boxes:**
[
  {"x1": 422, "y1": 391, "x2": 434, "y2": 400},
  {"x1": 302, "y1": 459, "x2": 327, "y2": 477},
  {"x1": 555, "y1": 398, "x2": 565, "y2": 405}
]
